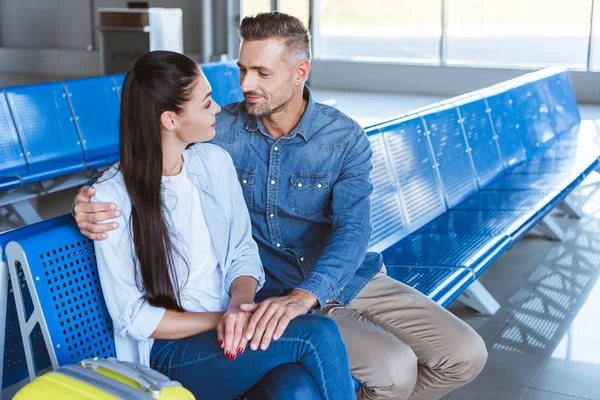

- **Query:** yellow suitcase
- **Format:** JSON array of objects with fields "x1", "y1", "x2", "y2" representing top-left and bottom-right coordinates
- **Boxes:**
[{"x1": 13, "y1": 357, "x2": 195, "y2": 400}]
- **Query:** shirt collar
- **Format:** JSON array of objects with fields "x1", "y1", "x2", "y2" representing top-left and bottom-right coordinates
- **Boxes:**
[{"x1": 244, "y1": 86, "x2": 317, "y2": 142}]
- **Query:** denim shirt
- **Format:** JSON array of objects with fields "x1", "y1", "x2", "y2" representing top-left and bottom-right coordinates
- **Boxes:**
[{"x1": 210, "y1": 87, "x2": 383, "y2": 308}]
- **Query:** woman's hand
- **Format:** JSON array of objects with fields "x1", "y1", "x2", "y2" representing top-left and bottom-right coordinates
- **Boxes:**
[{"x1": 217, "y1": 306, "x2": 255, "y2": 360}]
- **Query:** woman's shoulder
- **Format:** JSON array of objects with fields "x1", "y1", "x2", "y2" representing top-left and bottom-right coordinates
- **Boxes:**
[
  {"x1": 92, "y1": 164, "x2": 127, "y2": 203},
  {"x1": 187, "y1": 142, "x2": 232, "y2": 162},
  {"x1": 185, "y1": 143, "x2": 235, "y2": 173}
]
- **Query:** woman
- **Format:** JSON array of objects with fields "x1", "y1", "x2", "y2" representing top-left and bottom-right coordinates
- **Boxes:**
[{"x1": 92, "y1": 51, "x2": 355, "y2": 399}]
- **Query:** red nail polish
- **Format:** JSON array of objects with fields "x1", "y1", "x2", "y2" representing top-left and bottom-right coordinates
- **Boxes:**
[
  {"x1": 225, "y1": 351, "x2": 230, "y2": 357},
  {"x1": 237, "y1": 347, "x2": 243, "y2": 354},
  {"x1": 220, "y1": 340, "x2": 223, "y2": 347}
]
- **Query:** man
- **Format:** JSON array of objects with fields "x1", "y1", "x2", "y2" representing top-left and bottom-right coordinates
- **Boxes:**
[{"x1": 74, "y1": 12, "x2": 487, "y2": 400}]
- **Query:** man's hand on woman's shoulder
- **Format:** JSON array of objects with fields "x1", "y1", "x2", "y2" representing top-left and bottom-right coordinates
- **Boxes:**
[{"x1": 74, "y1": 186, "x2": 120, "y2": 240}]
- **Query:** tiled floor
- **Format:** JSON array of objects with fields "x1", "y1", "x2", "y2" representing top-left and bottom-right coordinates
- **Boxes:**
[{"x1": 2, "y1": 72, "x2": 600, "y2": 399}]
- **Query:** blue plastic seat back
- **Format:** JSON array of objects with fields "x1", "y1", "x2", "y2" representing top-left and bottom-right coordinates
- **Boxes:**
[
  {"x1": 380, "y1": 115, "x2": 446, "y2": 232},
  {"x1": 455, "y1": 97, "x2": 504, "y2": 187},
  {"x1": 420, "y1": 104, "x2": 478, "y2": 209},
  {"x1": 366, "y1": 129, "x2": 407, "y2": 252},
  {"x1": 485, "y1": 89, "x2": 527, "y2": 170},
  {"x1": 1, "y1": 216, "x2": 72, "y2": 388},
  {"x1": 225, "y1": 61, "x2": 244, "y2": 103},
  {"x1": 5, "y1": 82, "x2": 83, "y2": 173},
  {"x1": 0, "y1": 91, "x2": 27, "y2": 179},
  {"x1": 508, "y1": 79, "x2": 555, "y2": 157},
  {"x1": 64, "y1": 77, "x2": 121, "y2": 168},
  {"x1": 202, "y1": 63, "x2": 237, "y2": 107},
  {"x1": 112, "y1": 74, "x2": 126, "y2": 99},
  {"x1": 12, "y1": 219, "x2": 115, "y2": 365},
  {"x1": 541, "y1": 69, "x2": 580, "y2": 135}
]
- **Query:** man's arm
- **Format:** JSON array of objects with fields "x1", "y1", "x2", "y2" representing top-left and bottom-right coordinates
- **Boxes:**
[{"x1": 295, "y1": 128, "x2": 373, "y2": 307}]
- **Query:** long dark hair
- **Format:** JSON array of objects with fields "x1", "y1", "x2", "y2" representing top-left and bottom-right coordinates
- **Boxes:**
[{"x1": 119, "y1": 51, "x2": 200, "y2": 311}]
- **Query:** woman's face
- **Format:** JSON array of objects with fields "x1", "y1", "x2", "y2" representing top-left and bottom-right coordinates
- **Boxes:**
[{"x1": 176, "y1": 73, "x2": 221, "y2": 143}]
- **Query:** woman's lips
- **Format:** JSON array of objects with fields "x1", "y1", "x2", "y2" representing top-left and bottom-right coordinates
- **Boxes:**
[{"x1": 211, "y1": 122, "x2": 217, "y2": 128}]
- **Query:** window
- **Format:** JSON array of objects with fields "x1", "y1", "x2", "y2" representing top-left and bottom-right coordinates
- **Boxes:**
[
  {"x1": 279, "y1": 0, "x2": 310, "y2": 29},
  {"x1": 241, "y1": 0, "x2": 271, "y2": 19},
  {"x1": 444, "y1": 0, "x2": 592, "y2": 68},
  {"x1": 316, "y1": 0, "x2": 443, "y2": 63}
]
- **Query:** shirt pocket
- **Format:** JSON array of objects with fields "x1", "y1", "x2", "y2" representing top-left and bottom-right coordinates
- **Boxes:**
[
  {"x1": 290, "y1": 173, "x2": 331, "y2": 218},
  {"x1": 236, "y1": 168, "x2": 255, "y2": 210}
]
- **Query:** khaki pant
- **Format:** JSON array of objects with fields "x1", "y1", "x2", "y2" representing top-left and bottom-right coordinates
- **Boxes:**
[{"x1": 318, "y1": 270, "x2": 488, "y2": 400}]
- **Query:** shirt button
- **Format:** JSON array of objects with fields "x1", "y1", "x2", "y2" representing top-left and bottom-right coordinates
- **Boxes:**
[
  {"x1": 274, "y1": 146, "x2": 279, "y2": 151},
  {"x1": 297, "y1": 183, "x2": 303, "y2": 188},
  {"x1": 270, "y1": 180, "x2": 276, "y2": 185},
  {"x1": 242, "y1": 179, "x2": 247, "y2": 184},
  {"x1": 269, "y1": 214, "x2": 274, "y2": 218},
  {"x1": 300, "y1": 257, "x2": 305, "y2": 262},
  {"x1": 276, "y1": 243, "x2": 281, "y2": 248},
  {"x1": 317, "y1": 184, "x2": 322, "y2": 189}
]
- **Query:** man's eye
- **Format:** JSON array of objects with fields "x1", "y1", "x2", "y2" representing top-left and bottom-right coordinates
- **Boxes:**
[{"x1": 259, "y1": 72, "x2": 269, "y2": 77}]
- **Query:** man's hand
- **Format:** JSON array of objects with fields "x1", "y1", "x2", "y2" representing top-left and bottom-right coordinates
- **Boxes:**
[
  {"x1": 74, "y1": 186, "x2": 120, "y2": 240},
  {"x1": 240, "y1": 290, "x2": 317, "y2": 351},
  {"x1": 217, "y1": 306, "x2": 253, "y2": 360}
]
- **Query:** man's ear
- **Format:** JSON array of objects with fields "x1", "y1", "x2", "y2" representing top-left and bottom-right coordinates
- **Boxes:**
[
  {"x1": 295, "y1": 59, "x2": 311, "y2": 86},
  {"x1": 160, "y1": 111, "x2": 178, "y2": 132}
]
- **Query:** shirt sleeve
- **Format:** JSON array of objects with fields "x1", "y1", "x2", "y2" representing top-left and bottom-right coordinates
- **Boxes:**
[
  {"x1": 295, "y1": 128, "x2": 374, "y2": 308},
  {"x1": 92, "y1": 183, "x2": 166, "y2": 342}
]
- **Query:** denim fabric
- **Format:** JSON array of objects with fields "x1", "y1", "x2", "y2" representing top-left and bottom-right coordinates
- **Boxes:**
[
  {"x1": 242, "y1": 363, "x2": 321, "y2": 400},
  {"x1": 150, "y1": 315, "x2": 355, "y2": 400},
  {"x1": 210, "y1": 86, "x2": 383, "y2": 308}
]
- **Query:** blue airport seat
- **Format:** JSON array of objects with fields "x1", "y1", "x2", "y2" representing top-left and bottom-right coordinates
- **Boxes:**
[
  {"x1": 4, "y1": 82, "x2": 84, "y2": 184},
  {"x1": 225, "y1": 61, "x2": 244, "y2": 103},
  {"x1": 485, "y1": 88, "x2": 527, "y2": 170},
  {"x1": 0, "y1": 91, "x2": 27, "y2": 191},
  {"x1": 202, "y1": 62, "x2": 236, "y2": 107},
  {"x1": 382, "y1": 233, "x2": 510, "y2": 278},
  {"x1": 385, "y1": 266, "x2": 473, "y2": 307},
  {"x1": 420, "y1": 104, "x2": 479, "y2": 209},
  {"x1": 6, "y1": 217, "x2": 115, "y2": 373},
  {"x1": 366, "y1": 131, "x2": 407, "y2": 252},
  {"x1": 379, "y1": 116, "x2": 446, "y2": 232},
  {"x1": 454, "y1": 97, "x2": 504, "y2": 187},
  {"x1": 0, "y1": 216, "x2": 72, "y2": 389},
  {"x1": 112, "y1": 73, "x2": 126, "y2": 99},
  {"x1": 64, "y1": 76, "x2": 120, "y2": 169}
]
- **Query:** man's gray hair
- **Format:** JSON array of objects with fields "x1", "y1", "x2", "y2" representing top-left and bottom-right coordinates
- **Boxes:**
[{"x1": 239, "y1": 11, "x2": 312, "y2": 64}]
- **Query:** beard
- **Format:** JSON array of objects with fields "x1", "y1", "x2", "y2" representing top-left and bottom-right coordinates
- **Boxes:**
[{"x1": 245, "y1": 87, "x2": 295, "y2": 117}]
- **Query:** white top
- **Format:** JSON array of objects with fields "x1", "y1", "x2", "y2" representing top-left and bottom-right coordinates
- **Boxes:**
[
  {"x1": 91, "y1": 144, "x2": 265, "y2": 366},
  {"x1": 161, "y1": 163, "x2": 223, "y2": 312}
]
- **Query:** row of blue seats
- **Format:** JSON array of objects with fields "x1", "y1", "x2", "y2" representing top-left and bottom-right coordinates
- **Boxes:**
[
  {"x1": 365, "y1": 66, "x2": 599, "y2": 306},
  {"x1": 0, "y1": 61, "x2": 242, "y2": 193},
  {"x1": 1, "y1": 66, "x2": 598, "y2": 393}
]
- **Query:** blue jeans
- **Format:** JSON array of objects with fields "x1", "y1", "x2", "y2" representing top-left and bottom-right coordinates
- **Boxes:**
[
  {"x1": 150, "y1": 315, "x2": 355, "y2": 400},
  {"x1": 243, "y1": 363, "x2": 321, "y2": 399}
]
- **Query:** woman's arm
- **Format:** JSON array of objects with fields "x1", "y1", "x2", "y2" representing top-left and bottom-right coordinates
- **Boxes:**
[
  {"x1": 151, "y1": 310, "x2": 224, "y2": 339},
  {"x1": 227, "y1": 275, "x2": 258, "y2": 308}
]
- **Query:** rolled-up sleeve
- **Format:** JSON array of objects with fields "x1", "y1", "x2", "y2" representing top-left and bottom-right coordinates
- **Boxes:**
[
  {"x1": 92, "y1": 184, "x2": 166, "y2": 342},
  {"x1": 222, "y1": 152, "x2": 265, "y2": 294}
]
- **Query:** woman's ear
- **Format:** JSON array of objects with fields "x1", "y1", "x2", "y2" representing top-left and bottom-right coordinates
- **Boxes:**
[{"x1": 160, "y1": 111, "x2": 178, "y2": 132}]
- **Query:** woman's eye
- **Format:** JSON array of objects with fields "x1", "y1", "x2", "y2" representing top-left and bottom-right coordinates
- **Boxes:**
[{"x1": 204, "y1": 100, "x2": 212, "y2": 109}]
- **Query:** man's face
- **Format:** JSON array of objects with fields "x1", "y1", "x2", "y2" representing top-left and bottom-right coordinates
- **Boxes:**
[{"x1": 238, "y1": 38, "x2": 296, "y2": 117}]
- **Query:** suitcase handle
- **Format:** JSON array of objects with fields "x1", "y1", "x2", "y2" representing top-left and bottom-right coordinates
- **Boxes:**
[{"x1": 80, "y1": 357, "x2": 181, "y2": 397}]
